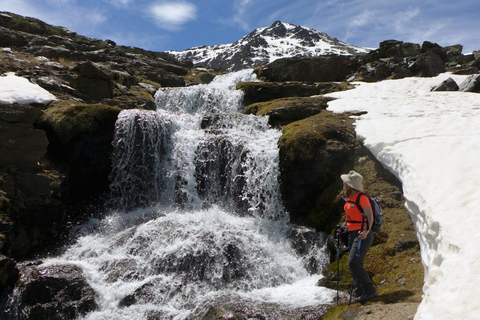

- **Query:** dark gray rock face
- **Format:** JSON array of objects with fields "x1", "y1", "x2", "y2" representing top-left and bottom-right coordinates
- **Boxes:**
[
  {"x1": 431, "y1": 77, "x2": 459, "y2": 92},
  {"x1": 459, "y1": 74, "x2": 480, "y2": 92},
  {"x1": 2, "y1": 263, "x2": 98, "y2": 320}
]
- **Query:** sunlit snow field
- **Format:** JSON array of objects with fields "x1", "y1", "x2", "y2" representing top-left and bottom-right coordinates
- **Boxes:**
[{"x1": 327, "y1": 73, "x2": 480, "y2": 320}]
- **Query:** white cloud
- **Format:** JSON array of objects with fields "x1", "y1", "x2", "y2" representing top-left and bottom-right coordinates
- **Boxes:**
[
  {"x1": 349, "y1": 9, "x2": 376, "y2": 27},
  {"x1": 149, "y1": 2, "x2": 197, "y2": 30}
]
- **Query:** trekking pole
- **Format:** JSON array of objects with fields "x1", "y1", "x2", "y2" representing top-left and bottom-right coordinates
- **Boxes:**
[{"x1": 336, "y1": 225, "x2": 340, "y2": 305}]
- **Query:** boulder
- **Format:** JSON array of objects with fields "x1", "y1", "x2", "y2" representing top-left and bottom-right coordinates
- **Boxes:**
[
  {"x1": 2, "y1": 263, "x2": 98, "y2": 319},
  {"x1": 410, "y1": 53, "x2": 446, "y2": 77},
  {"x1": 75, "y1": 61, "x2": 114, "y2": 100},
  {"x1": 473, "y1": 50, "x2": 480, "y2": 60},
  {"x1": 421, "y1": 41, "x2": 448, "y2": 61},
  {"x1": 244, "y1": 96, "x2": 332, "y2": 126},
  {"x1": 431, "y1": 77, "x2": 459, "y2": 92},
  {"x1": 278, "y1": 111, "x2": 358, "y2": 231},
  {"x1": 458, "y1": 74, "x2": 480, "y2": 92}
]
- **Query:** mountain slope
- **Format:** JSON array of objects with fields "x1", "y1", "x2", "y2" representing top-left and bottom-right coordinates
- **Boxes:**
[{"x1": 167, "y1": 21, "x2": 370, "y2": 71}]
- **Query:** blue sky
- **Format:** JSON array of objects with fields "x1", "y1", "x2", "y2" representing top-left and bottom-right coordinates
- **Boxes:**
[{"x1": 1, "y1": 0, "x2": 479, "y2": 53}]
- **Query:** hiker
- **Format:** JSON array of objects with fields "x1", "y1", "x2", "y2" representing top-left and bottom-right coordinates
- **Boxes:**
[{"x1": 341, "y1": 170, "x2": 378, "y2": 304}]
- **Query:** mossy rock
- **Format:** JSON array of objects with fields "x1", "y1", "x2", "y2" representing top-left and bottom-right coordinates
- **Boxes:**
[
  {"x1": 244, "y1": 96, "x2": 332, "y2": 126},
  {"x1": 36, "y1": 101, "x2": 121, "y2": 204},
  {"x1": 38, "y1": 102, "x2": 121, "y2": 145},
  {"x1": 278, "y1": 111, "x2": 357, "y2": 231}
]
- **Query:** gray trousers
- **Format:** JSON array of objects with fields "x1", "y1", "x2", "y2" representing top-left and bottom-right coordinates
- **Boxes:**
[{"x1": 348, "y1": 230, "x2": 376, "y2": 296}]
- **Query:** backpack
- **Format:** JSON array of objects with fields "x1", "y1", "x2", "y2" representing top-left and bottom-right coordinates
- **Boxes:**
[{"x1": 346, "y1": 192, "x2": 383, "y2": 232}]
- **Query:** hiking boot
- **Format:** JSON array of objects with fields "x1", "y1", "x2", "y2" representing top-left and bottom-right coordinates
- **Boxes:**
[
  {"x1": 353, "y1": 288, "x2": 363, "y2": 298},
  {"x1": 355, "y1": 291, "x2": 378, "y2": 304}
]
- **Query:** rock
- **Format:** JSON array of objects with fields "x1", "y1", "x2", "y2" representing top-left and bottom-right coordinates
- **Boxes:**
[
  {"x1": 36, "y1": 102, "x2": 121, "y2": 203},
  {"x1": 257, "y1": 56, "x2": 360, "y2": 82},
  {"x1": 444, "y1": 44, "x2": 463, "y2": 56},
  {"x1": 473, "y1": 50, "x2": 480, "y2": 60},
  {"x1": 75, "y1": 61, "x2": 113, "y2": 80},
  {"x1": 431, "y1": 77, "x2": 459, "y2": 92},
  {"x1": 0, "y1": 103, "x2": 68, "y2": 258},
  {"x1": 244, "y1": 96, "x2": 332, "y2": 126},
  {"x1": 0, "y1": 26, "x2": 28, "y2": 47},
  {"x1": 75, "y1": 61, "x2": 114, "y2": 100},
  {"x1": 458, "y1": 74, "x2": 480, "y2": 92},
  {"x1": 2, "y1": 263, "x2": 98, "y2": 319},
  {"x1": 0, "y1": 257, "x2": 19, "y2": 298},
  {"x1": 237, "y1": 81, "x2": 349, "y2": 105},
  {"x1": 410, "y1": 53, "x2": 446, "y2": 77},
  {"x1": 279, "y1": 111, "x2": 358, "y2": 231},
  {"x1": 364, "y1": 40, "x2": 421, "y2": 62},
  {"x1": 421, "y1": 41, "x2": 448, "y2": 61}
]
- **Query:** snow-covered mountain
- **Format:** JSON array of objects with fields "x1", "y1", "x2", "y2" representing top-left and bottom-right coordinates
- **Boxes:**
[{"x1": 167, "y1": 21, "x2": 370, "y2": 71}]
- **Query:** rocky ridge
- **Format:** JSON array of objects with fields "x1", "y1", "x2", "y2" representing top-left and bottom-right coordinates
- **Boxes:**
[{"x1": 0, "y1": 10, "x2": 480, "y2": 319}]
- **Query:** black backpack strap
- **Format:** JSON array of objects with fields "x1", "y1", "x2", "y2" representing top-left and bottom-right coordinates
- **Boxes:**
[{"x1": 346, "y1": 192, "x2": 369, "y2": 230}]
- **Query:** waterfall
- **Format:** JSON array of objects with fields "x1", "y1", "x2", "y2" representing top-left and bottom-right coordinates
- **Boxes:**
[{"x1": 14, "y1": 69, "x2": 335, "y2": 319}]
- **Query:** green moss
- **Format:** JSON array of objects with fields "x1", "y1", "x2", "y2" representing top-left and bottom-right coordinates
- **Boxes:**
[{"x1": 39, "y1": 102, "x2": 121, "y2": 144}]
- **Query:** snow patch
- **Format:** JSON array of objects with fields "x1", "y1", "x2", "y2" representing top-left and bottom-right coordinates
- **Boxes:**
[{"x1": 0, "y1": 72, "x2": 56, "y2": 105}]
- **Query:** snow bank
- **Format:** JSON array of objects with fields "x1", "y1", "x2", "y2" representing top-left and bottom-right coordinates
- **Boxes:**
[
  {"x1": 326, "y1": 73, "x2": 480, "y2": 320},
  {"x1": 0, "y1": 72, "x2": 56, "y2": 105}
]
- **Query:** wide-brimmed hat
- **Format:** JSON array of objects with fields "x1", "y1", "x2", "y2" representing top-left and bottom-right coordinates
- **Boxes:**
[{"x1": 341, "y1": 170, "x2": 364, "y2": 191}]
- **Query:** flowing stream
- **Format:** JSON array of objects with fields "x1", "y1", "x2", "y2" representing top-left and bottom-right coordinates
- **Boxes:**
[{"x1": 41, "y1": 70, "x2": 335, "y2": 319}]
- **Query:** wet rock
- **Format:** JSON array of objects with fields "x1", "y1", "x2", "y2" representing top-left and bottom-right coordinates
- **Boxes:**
[
  {"x1": 36, "y1": 103, "x2": 121, "y2": 204},
  {"x1": 2, "y1": 263, "x2": 98, "y2": 319},
  {"x1": 0, "y1": 257, "x2": 19, "y2": 304}
]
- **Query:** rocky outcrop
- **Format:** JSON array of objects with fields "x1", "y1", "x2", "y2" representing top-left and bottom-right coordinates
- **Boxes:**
[
  {"x1": 256, "y1": 55, "x2": 361, "y2": 82},
  {"x1": 256, "y1": 40, "x2": 478, "y2": 83},
  {"x1": 278, "y1": 111, "x2": 358, "y2": 231},
  {"x1": 237, "y1": 81, "x2": 349, "y2": 105},
  {"x1": 2, "y1": 262, "x2": 98, "y2": 319},
  {"x1": 0, "y1": 103, "x2": 66, "y2": 258},
  {"x1": 244, "y1": 96, "x2": 332, "y2": 126},
  {"x1": 35, "y1": 102, "x2": 121, "y2": 205}
]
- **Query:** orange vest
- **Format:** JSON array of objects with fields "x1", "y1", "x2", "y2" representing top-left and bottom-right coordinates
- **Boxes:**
[{"x1": 344, "y1": 191, "x2": 371, "y2": 231}]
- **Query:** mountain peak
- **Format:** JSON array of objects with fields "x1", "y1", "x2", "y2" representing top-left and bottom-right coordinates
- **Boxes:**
[{"x1": 168, "y1": 21, "x2": 370, "y2": 71}]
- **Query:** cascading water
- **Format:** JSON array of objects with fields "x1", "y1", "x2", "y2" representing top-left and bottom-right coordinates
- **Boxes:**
[{"x1": 15, "y1": 69, "x2": 336, "y2": 319}]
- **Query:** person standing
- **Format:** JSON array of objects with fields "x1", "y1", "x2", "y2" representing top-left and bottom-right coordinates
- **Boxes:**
[{"x1": 341, "y1": 170, "x2": 378, "y2": 304}]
